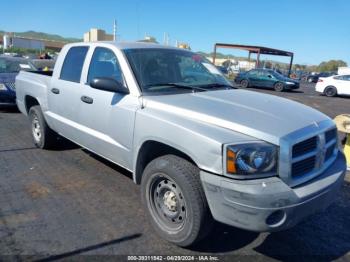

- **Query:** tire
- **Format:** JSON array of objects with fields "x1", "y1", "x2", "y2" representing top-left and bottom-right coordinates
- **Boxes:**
[
  {"x1": 240, "y1": 79, "x2": 249, "y2": 88},
  {"x1": 141, "y1": 155, "x2": 213, "y2": 247},
  {"x1": 28, "y1": 105, "x2": 56, "y2": 149},
  {"x1": 324, "y1": 86, "x2": 337, "y2": 97},
  {"x1": 274, "y1": 82, "x2": 284, "y2": 92}
]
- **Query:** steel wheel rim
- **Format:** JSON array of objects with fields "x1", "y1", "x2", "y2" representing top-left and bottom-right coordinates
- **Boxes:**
[
  {"x1": 32, "y1": 115, "x2": 41, "y2": 142},
  {"x1": 148, "y1": 173, "x2": 187, "y2": 231}
]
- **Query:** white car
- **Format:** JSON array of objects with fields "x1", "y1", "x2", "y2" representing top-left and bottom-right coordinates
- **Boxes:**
[{"x1": 315, "y1": 74, "x2": 350, "y2": 97}]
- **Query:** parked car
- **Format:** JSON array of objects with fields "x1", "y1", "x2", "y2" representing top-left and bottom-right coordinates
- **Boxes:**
[
  {"x1": 235, "y1": 68, "x2": 299, "y2": 91},
  {"x1": 0, "y1": 56, "x2": 36, "y2": 106},
  {"x1": 16, "y1": 42, "x2": 346, "y2": 247},
  {"x1": 307, "y1": 72, "x2": 336, "y2": 83},
  {"x1": 315, "y1": 74, "x2": 350, "y2": 97}
]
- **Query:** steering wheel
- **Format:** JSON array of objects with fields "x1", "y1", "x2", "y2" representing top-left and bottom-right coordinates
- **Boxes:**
[{"x1": 183, "y1": 75, "x2": 197, "y2": 83}]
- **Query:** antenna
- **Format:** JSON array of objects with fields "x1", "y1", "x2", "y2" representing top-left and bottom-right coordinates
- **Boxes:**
[{"x1": 113, "y1": 20, "x2": 117, "y2": 41}]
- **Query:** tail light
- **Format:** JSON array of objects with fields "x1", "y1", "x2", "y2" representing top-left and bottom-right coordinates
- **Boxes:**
[{"x1": 318, "y1": 79, "x2": 323, "y2": 82}]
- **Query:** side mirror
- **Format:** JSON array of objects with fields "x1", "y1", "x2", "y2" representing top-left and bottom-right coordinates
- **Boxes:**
[
  {"x1": 90, "y1": 77, "x2": 129, "y2": 94},
  {"x1": 267, "y1": 74, "x2": 273, "y2": 78}
]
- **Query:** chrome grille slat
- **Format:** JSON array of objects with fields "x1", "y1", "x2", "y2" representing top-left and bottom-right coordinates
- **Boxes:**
[{"x1": 291, "y1": 150, "x2": 317, "y2": 163}]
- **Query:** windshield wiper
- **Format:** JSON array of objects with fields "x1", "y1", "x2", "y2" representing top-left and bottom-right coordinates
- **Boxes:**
[
  {"x1": 144, "y1": 83, "x2": 207, "y2": 92},
  {"x1": 198, "y1": 83, "x2": 235, "y2": 89}
]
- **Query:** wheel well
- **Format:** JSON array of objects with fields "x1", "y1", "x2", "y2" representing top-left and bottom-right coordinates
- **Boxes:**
[
  {"x1": 25, "y1": 96, "x2": 39, "y2": 113},
  {"x1": 135, "y1": 140, "x2": 197, "y2": 184}
]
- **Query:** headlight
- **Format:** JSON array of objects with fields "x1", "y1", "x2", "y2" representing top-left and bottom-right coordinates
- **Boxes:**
[
  {"x1": 285, "y1": 81, "x2": 295, "y2": 85},
  {"x1": 0, "y1": 83, "x2": 7, "y2": 91},
  {"x1": 225, "y1": 142, "x2": 278, "y2": 177}
]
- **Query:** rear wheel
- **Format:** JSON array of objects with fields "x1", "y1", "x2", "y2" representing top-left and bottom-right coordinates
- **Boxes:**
[
  {"x1": 240, "y1": 79, "x2": 249, "y2": 88},
  {"x1": 274, "y1": 82, "x2": 284, "y2": 92},
  {"x1": 324, "y1": 86, "x2": 337, "y2": 97},
  {"x1": 141, "y1": 155, "x2": 212, "y2": 247},
  {"x1": 29, "y1": 106, "x2": 56, "y2": 149}
]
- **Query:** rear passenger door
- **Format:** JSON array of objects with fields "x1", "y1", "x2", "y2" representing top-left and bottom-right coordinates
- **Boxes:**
[
  {"x1": 47, "y1": 46, "x2": 89, "y2": 142},
  {"x1": 247, "y1": 70, "x2": 260, "y2": 86},
  {"x1": 260, "y1": 70, "x2": 275, "y2": 88}
]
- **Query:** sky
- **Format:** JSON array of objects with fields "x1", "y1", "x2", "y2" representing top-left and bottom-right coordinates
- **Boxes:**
[{"x1": 1, "y1": 0, "x2": 349, "y2": 65}]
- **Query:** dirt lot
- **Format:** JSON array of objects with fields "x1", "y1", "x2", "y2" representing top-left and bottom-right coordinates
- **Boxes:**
[{"x1": 0, "y1": 83, "x2": 349, "y2": 261}]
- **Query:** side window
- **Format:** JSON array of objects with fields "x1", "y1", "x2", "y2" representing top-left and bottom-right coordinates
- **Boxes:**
[
  {"x1": 60, "y1": 46, "x2": 89, "y2": 83},
  {"x1": 248, "y1": 70, "x2": 258, "y2": 76},
  {"x1": 343, "y1": 75, "x2": 350, "y2": 81},
  {"x1": 87, "y1": 47, "x2": 124, "y2": 85},
  {"x1": 256, "y1": 70, "x2": 264, "y2": 77}
]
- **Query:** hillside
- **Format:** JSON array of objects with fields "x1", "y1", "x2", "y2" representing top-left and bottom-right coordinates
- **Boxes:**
[{"x1": 0, "y1": 30, "x2": 81, "y2": 43}]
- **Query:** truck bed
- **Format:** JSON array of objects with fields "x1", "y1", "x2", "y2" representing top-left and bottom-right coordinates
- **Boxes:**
[
  {"x1": 27, "y1": 70, "x2": 53, "y2": 77},
  {"x1": 15, "y1": 70, "x2": 52, "y2": 116}
]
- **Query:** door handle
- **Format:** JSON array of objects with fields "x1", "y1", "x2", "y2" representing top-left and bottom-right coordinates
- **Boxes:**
[
  {"x1": 51, "y1": 88, "x2": 60, "y2": 94},
  {"x1": 81, "y1": 95, "x2": 93, "y2": 104}
]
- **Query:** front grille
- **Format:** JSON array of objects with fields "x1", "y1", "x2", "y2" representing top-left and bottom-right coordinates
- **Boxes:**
[
  {"x1": 325, "y1": 128, "x2": 337, "y2": 143},
  {"x1": 292, "y1": 156, "x2": 316, "y2": 177},
  {"x1": 292, "y1": 136, "x2": 317, "y2": 158},
  {"x1": 290, "y1": 128, "x2": 338, "y2": 180},
  {"x1": 5, "y1": 82, "x2": 15, "y2": 91},
  {"x1": 325, "y1": 144, "x2": 336, "y2": 161}
]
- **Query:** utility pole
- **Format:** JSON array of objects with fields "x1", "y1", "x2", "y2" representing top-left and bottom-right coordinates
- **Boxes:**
[{"x1": 113, "y1": 20, "x2": 117, "y2": 41}]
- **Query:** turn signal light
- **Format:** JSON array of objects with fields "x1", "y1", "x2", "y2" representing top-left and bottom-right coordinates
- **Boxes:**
[{"x1": 227, "y1": 149, "x2": 237, "y2": 173}]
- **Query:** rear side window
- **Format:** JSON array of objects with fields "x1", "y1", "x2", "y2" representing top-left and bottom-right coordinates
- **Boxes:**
[
  {"x1": 248, "y1": 70, "x2": 258, "y2": 76},
  {"x1": 60, "y1": 46, "x2": 89, "y2": 83}
]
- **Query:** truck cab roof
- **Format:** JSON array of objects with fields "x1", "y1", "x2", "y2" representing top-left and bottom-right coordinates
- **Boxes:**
[{"x1": 64, "y1": 41, "x2": 182, "y2": 51}]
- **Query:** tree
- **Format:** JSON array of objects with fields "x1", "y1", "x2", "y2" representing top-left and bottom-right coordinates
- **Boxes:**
[{"x1": 318, "y1": 60, "x2": 347, "y2": 72}]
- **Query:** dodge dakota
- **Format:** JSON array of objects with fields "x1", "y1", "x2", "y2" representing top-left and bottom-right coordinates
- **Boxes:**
[{"x1": 16, "y1": 42, "x2": 346, "y2": 247}]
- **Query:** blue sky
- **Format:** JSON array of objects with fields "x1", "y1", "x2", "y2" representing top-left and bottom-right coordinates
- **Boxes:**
[{"x1": 2, "y1": 0, "x2": 349, "y2": 65}]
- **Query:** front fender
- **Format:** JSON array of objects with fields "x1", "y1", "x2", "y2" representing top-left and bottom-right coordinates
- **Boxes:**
[{"x1": 132, "y1": 107, "x2": 256, "y2": 178}]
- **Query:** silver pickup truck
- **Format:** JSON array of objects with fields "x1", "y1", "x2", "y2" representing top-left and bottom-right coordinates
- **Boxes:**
[{"x1": 16, "y1": 42, "x2": 346, "y2": 247}]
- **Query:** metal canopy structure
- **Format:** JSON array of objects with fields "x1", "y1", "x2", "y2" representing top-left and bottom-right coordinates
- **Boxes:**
[{"x1": 213, "y1": 43, "x2": 294, "y2": 75}]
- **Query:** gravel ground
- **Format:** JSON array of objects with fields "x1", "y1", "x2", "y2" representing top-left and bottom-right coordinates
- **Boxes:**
[{"x1": 0, "y1": 83, "x2": 349, "y2": 261}]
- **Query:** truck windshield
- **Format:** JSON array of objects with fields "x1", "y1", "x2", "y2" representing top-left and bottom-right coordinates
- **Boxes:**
[{"x1": 124, "y1": 48, "x2": 233, "y2": 94}]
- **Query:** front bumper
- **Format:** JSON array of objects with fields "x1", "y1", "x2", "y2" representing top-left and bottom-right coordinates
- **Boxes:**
[
  {"x1": 0, "y1": 92, "x2": 16, "y2": 105},
  {"x1": 285, "y1": 83, "x2": 300, "y2": 89},
  {"x1": 200, "y1": 152, "x2": 346, "y2": 232},
  {"x1": 0, "y1": 94, "x2": 16, "y2": 105}
]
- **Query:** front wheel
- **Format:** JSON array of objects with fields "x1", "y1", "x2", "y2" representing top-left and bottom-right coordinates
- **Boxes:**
[
  {"x1": 29, "y1": 106, "x2": 56, "y2": 149},
  {"x1": 274, "y1": 82, "x2": 284, "y2": 92},
  {"x1": 141, "y1": 155, "x2": 212, "y2": 247}
]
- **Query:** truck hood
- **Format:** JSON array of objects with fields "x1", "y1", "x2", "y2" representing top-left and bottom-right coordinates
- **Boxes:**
[
  {"x1": 143, "y1": 89, "x2": 330, "y2": 145},
  {"x1": 0, "y1": 72, "x2": 17, "y2": 83}
]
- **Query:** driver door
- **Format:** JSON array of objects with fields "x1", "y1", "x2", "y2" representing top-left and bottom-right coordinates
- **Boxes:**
[
  {"x1": 77, "y1": 47, "x2": 139, "y2": 170},
  {"x1": 260, "y1": 71, "x2": 276, "y2": 88}
]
